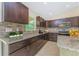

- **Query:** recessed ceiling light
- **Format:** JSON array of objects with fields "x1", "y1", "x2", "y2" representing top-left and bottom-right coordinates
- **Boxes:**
[
  {"x1": 43, "y1": 2, "x2": 48, "y2": 5},
  {"x1": 65, "y1": 5, "x2": 71, "y2": 8}
]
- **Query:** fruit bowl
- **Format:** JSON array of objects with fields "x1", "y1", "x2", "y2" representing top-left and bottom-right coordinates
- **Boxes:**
[{"x1": 69, "y1": 29, "x2": 79, "y2": 38}]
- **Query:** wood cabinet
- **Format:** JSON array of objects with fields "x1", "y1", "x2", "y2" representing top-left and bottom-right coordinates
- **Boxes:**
[
  {"x1": 29, "y1": 40, "x2": 47, "y2": 56},
  {"x1": 10, "y1": 40, "x2": 47, "y2": 56},
  {"x1": 9, "y1": 33, "x2": 58, "y2": 56},
  {"x1": 4, "y1": 2, "x2": 29, "y2": 24},
  {"x1": 45, "y1": 33, "x2": 58, "y2": 42},
  {"x1": 36, "y1": 16, "x2": 46, "y2": 28},
  {"x1": 48, "y1": 33, "x2": 58, "y2": 42},
  {"x1": 70, "y1": 17, "x2": 79, "y2": 27},
  {"x1": 29, "y1": 36, "x2": 38, "y2": 44},
  {"x1": 46, "y1": 20, "x2": 53, "y2": 28},
  {"x1": 47, "y1": 16, "x2": 79, "y2": 27},
  {"x1": 9, "y1": 39, "x2": 30, "y2": 54},
  {"x1": 9, "y1": 34, "x2": 47, "y2": 56}
]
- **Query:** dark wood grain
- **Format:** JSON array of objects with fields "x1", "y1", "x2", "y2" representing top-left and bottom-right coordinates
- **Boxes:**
[
  {"x1": 36, "y1": 16, "x2": 46, "y2": 28},
  {"x1": 9, "y1": 39, "x2": 30, "y2": 54},
  {"x1": 4, "y1": 2, "x2": 29, "y2": 24},
  {"x1": 9, "y1": 33, "x2": 58, "y2": 56},
  {"x1": 46, "y1": 16, "x2": 79, "y2": 27},
  {"x1": 45, "y1": 33, "x2": 58, "y2": 42},
  {"x1": 9, "y1": 34, "x2": 47, "y2": 56}
]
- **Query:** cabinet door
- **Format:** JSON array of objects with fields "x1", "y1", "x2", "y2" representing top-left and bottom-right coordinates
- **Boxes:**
[
  {"x1": 9, "y1": 41, "x2": 24, "y2": 54},
  {"x1": 10, "y1": 46, "x2": 30, "y2": 56},
  {"x1": 18, "y1": 3, "x2": 29, "y2": 24},
  {"x1": 30, "y1": 37, "x2": 38, "y2": 44},
  {"x1": 10, "y1": 40, "x2": 47, "y2": 56},
  {"x1": 22, "y1": 5, "x2": 28, "y2": 24},
  {"x1": 4, "y1": 2, "x2": 19, "y2": 22},
  {"x1": 40, "y1": 21, "x2": 46, "y2": 28},
  {"x1": 9, "y1": 39, "x2": 30, "y2": 54},
  {"x1": 36, "y1": 16, "x2": 46, "y2": 28},
  {"x1": 44, "y1": 33, "x2": 49, "y2": 40},
  {"x1": 37, "y1": 34, "x2": 45, "y2": 40},
  {"x1": 29, "y1": 40, "x2": 47, "y2": 56},
  {"x1": 47, "y1": 20, "x2": 53, "y2": 27},
  {"x1": 36, "y1": 16, "x2": 41, "y2": 27},
  {"x1": 48, "y1": 33, "x2": 57, "y2": 42},
  {"x1": 4, "y1": 2, "x2": 28, "y2": 24}
]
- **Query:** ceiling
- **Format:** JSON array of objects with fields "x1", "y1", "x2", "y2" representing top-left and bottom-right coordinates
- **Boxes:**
[{"x1": 22, "y1": 2, "x2": 79, "y2": 20}]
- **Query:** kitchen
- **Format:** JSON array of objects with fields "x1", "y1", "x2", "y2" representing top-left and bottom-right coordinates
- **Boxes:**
[{"x1": 0, "y1": 2, "x2": 79, "y2": 56}]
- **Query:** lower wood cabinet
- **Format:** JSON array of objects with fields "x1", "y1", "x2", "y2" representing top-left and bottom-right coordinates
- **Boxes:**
[
  {"x1": 9, "y1": 34, "x2": 47, "y2": 56},
  {"x1": 49, "y1": 33, "x2": 58, "y2": 42},
  {"x1": 9, "y1": 33, "x2": 57, "y2": 56},
  {"x1": 9, "y1": 39, "x2": 30, "y2": 54},
  {"x1": 45, "y1": 33, "x2": 58, "y2": 42},
  {"x1": 29, "y1": 40, "x2": 47, "y2": 56},
  {"x1": 29, "y1": 36, "x2": 38, "y2": 44},
  {"x1": 9, "y1": 40, "x2": 47, "y2": 56}
]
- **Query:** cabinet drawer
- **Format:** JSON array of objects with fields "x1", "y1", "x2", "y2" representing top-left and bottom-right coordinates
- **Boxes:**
[
  {"x1": 9, "y1": 39, "x2": 30, "y2": 54},
  {"x1": 29, "y1": 40, "x2": 47, "y2": 55},
  {"x1": 30, "y1": 37, "x2": 38, "y2": 44}
]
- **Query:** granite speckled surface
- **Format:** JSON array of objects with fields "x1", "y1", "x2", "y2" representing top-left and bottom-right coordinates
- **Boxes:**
[
  {"x1": 57, "y1": 35, "x2": 79, "y2": 51},
  {"x1": 0, "y1": 31, "x2": 47, "y2": 44}
]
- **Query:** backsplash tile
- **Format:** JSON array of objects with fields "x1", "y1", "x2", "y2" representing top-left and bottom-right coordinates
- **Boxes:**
[
  {"x1": 0, "y1": 22, "x2": 6, "y2": 37},
  {"x1": 0, "y1": 22, "x2": 25, "y2": 37},
  {"x1": 4, "y1": 22, "x2": 25, "y2": 32}
]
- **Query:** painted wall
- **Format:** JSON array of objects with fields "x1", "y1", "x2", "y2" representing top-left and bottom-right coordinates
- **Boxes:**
[
  {"x1": 24, "y1": 9, "x2": 38, "y2": 31},
  {"x1": 0, "y1": 2, "x2": 2, "y2": 56},
  {"x1": 49, "y1": 7, "x2": 79, "y2": 20},
  {"x1": 0, "y1": 2, "x2": 2, "y2": 22}
]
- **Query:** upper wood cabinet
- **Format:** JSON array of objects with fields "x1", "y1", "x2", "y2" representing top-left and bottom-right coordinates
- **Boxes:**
[
  {"x1": 47, "y1": 16, "x2": 79, "y2": 27},
  {"x1": 36, "y1": 16, "x2": 46, "y2": 28},
  {"x1": 4, "y1": 2, "x2": 29, "y2": 24}
]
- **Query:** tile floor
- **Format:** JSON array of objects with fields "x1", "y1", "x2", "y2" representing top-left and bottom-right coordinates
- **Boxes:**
[{"x1": 35, "y1": 41, "x2": 60, "y2": 56}]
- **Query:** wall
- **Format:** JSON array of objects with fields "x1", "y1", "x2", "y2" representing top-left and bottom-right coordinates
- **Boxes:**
[
  {"x1": 50, "y1": 7, "x2": 79, "y2": 20},
  {"x1": 0, "y1": 2, "x2": 6, "y2": 37},
  {"x1": 24, "y1": 9, "x2": 38, "y2": 31},
  {"x1": 0, "y1": 2, "x2": 2, "y2": 22},
  {"x1": 0, "y1": 2, "x2": 3, "y2": 56}
]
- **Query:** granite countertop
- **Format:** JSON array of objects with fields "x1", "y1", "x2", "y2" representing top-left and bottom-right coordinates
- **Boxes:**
[
  {"x1": 57, "y1": 35, "x2": 79, "y2": 52},
  {"x1": 0, "y1": 31, "x2": 47, "y2": 44},
  {"x1": 9, "y1": 32, "x2": 47, "y2": 44},
  {"x1": 0, "y1": 37, "x2": 9, "y2": 44},
  {"x1": 0, "y1": 28, "x2": 58, "y2": 44}
]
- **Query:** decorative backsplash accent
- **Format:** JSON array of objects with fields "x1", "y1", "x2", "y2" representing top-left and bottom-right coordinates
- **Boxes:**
[{"x1": 24, "y1": 16, "x2": 36, "y2": 31}]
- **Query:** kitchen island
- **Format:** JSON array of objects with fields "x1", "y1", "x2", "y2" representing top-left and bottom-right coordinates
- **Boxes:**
[{"x1": 57, "y1": 35, "x2": 79, "y2": 56}]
